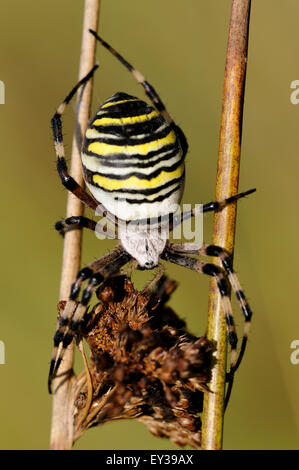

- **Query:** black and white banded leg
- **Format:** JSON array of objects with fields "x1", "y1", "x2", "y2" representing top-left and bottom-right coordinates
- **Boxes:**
[
  {"x1": 55, "y1": 215, "x2": 116, "y2": 239},
  {"x1": 50, "y1": 64, "x2": 118, "y2": 226},
  {"x1": 88, "y1": 29, "x2": 188, "y2": 156},
  {"x1": 169, "y1": 188, "x2": 256, "y2": 230},
  {"x1": 55, "y1": 216, "x2": 97, "y2": 236},
  {"x1": 48, "y1": 245, "x2": 131, "y2": 393},
  {"x1": 162, "y1": 242, "x2": 253, "y2": 407}
]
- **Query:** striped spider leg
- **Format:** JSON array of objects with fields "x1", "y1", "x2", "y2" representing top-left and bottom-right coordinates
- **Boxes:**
[
  {"x1": 51, "y1": 65, "x2": 99, "y2": 212},
  {"x1": 48, "y1": 245, "x2": 131, "y2": 393},
  {"x1": 161, "y1": 242, "x2": 253, "y2": 408},
  {"x1": 89, "y1": 30, "x2": 179, "y2": 125},
  {"x1": 55, "y1": 215, "x2": 116, "y2": 239},
  {"x1": 55, "y1": 216, "x2": 97, "y2": 237},
  {"x1": 171, "y1": 188, "x2": 256, "y2": 230},
  {"x1": 88, "y1": 29, "x2": 189, "y2": 163},
  {"x1": 50, "y1": 63, "x2": 119, "y2": 227}
]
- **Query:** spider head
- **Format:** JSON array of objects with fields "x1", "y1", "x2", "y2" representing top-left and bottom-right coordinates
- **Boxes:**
[{"x1": 119, "y1": 224, "x2": 167, "y2": 269}]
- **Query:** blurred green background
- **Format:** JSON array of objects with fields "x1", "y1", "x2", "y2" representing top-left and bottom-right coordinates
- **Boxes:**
[{"x1": 0, "y1": 0, "x2": 298, "y2": 450}]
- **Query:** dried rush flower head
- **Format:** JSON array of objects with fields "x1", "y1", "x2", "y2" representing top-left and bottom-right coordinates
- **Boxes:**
[{"x1": 60, "y1": 275, "x2": 215, "y2": 449}]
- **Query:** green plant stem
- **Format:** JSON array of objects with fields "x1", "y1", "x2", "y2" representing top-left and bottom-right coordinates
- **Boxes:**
[{"x1": 201, "y1": 0, "x2": 251, "y2": 450}]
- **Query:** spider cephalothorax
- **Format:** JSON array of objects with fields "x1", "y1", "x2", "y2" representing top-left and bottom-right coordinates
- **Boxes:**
[
  {"x1": 118, "y1": 224, "x2": 167, "y2": 269},
  {"x1": 49, "y1": 30, "x2": 255, "y2": 405}
]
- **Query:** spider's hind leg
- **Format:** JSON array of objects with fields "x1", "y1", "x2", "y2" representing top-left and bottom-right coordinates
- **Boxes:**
[
  {"x1": 162, "y1": 242, "x2": 253, "y2": 408},
  {"x1": 48, "y1": 245, "x2": 131, "y2": 393},
  {"x1": 161, "y1": 247, "x2": 239, "y2": 366}
]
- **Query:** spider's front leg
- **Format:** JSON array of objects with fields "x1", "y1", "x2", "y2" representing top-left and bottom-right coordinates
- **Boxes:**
[
  {"x1": 48, "y1": 245, "x2": 131, "y2": 393},
  {"x1": 55, "y1": 215, "x2": 117, "y2": 239},
  {"x1": 167, "y1": 243, "x2": 252, "y2": 372},
  {"x1": 162, "y1": 242, "x2": 253, "y2": 408},
  {"x1": 55, "y1": 216, "x2": 97, "y2": 237}
]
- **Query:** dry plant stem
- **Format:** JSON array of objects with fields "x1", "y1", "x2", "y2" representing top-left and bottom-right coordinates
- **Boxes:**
[
  {"x1": 75, "y1": 341, "x2": 93, "y2": 431},
  {"x1": 201, "y1": 0, "x2": 251, "y2": 450},
  {"x1": 49, "y1": 0, "x2": 100, "y2": 450}
]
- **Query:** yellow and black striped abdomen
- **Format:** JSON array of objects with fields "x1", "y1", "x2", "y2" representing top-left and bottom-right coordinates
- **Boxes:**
[{"x1": 82, "y1": 92, "x2": 185, "y2": 221}]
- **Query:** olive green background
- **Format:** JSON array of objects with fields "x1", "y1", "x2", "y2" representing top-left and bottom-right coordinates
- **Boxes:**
[{"x1": 0, "y1": 0, "x2": 298, "y2": 450}]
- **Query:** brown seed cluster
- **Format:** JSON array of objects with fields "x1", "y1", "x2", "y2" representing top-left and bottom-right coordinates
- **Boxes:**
[{"x1": 72, "y1": 275, "x2": 215, "y2": 449}]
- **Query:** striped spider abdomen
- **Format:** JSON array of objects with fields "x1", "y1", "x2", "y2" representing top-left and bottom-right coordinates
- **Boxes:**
[{"x1": 81, "y1": 92, "x2": 185, "y2": 222}]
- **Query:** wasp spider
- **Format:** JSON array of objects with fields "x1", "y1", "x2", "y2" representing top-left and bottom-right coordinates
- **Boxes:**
[{"x1": 48, "y1": 30, "x2": 255, "y2": 403}]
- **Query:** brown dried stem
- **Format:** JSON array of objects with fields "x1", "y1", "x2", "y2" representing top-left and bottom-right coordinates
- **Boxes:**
[
  {"x1": 201, "y1": 0, "x2": 251, "y2": 450},
  {"x1": 49, "y1": 0, "x2": 100, "y2": 450}
]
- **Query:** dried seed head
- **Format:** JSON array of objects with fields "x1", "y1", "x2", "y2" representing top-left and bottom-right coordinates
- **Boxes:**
[{"x1": 72, "y1": 275, "x2": 216, "y2": 449}]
